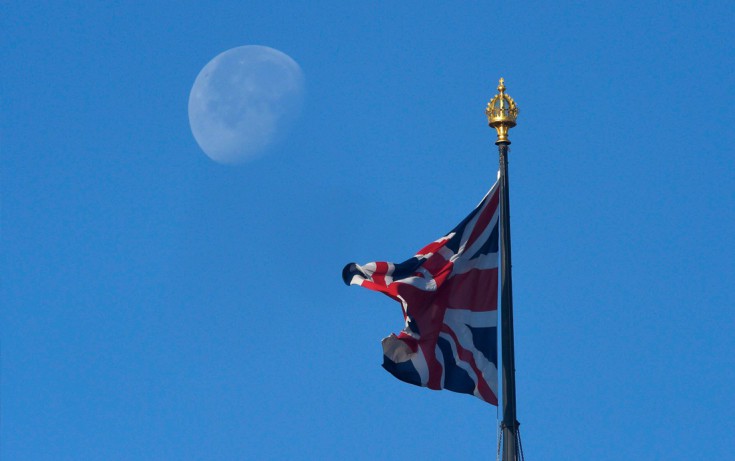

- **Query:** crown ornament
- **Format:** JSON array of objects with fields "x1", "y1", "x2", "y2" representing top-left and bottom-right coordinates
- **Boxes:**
[{"x1": 486, "y1": 78, "x2": 519, "y2": 145}]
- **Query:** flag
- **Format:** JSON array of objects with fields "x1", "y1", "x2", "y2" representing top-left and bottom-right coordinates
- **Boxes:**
[{"x1": 343, "y1": 177, "x2": 500, "y2": 405}]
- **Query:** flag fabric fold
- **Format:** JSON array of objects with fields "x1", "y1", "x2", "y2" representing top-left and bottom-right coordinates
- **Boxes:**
[{"x1": 343, "y1": 177, "x2": 500, "y2": 405}]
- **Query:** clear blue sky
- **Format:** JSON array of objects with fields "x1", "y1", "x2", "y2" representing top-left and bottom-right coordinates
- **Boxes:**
[{"x1": 3, "y1": 2, "x2": 734, "y2": 460}]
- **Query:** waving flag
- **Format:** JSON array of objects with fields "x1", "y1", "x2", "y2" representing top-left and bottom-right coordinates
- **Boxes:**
[{"x1": 343, "y1": 177, "x2": 500, "y2": 405}]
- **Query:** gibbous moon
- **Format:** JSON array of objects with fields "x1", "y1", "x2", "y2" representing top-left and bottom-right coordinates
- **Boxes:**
[{"x1": 188, "y1": 45, "x2": 304, "y2": 164}]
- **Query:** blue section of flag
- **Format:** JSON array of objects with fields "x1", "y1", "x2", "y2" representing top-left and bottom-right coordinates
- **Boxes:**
[
  {"x1": 382, "y1": 355, "x2": 422, "y2": 387},
  {"x1": 390, "y1": 257, "x2": 423, "y2": 280},
  {"x1": 437, "y1": 337, "x2": 476, "y2": 395},
  {"x1": 467, "y1": 326, "x2": 498, "y2": 366}
]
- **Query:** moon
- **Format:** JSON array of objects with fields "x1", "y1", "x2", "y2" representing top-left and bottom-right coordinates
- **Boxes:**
[{"x1": 188, "y1": 45, "x2": 304, "y2": 164}]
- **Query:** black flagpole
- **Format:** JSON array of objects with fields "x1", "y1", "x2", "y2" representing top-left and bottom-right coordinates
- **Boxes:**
[
  {"x1": 486, "y1": 78, "x2": 520, "y2": 461},
  {"x1": 499, "y1": 141, "x2": 519, "y2": 460}
]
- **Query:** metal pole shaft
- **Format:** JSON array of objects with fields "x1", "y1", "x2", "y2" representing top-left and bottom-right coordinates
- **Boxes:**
[{"x1": 499, "y1": 142, "x2": 518, "y2": 461}]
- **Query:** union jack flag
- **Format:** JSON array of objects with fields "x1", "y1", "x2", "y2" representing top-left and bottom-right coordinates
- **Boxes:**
[{"x1": 343, "y1": 177, "x2": 500, "y2": 405}]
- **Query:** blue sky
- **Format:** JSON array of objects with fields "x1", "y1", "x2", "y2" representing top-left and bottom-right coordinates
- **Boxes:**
[{"x1": 3, "y1": 1, "x2": 734, "y2": 460}]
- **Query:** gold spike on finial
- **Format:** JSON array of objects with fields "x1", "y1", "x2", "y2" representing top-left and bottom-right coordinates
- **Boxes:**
[{"x1": 486, "y1": 77, "x2": 519, "y2": 145}]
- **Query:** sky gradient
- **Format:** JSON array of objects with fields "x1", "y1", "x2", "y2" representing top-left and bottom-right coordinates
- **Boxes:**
[{"x1": 3, "y1": 2, "x2": 734, "y2": 460}]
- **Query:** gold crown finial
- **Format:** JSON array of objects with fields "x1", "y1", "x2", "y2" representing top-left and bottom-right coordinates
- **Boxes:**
[{"x1": 486, "y1": 77, "x2": 519, "y2": 145}]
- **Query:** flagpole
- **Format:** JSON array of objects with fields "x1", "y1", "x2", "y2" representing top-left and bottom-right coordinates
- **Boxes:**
[{"x1": 486, "y1": 78, "x2": 521, "y2": 461}]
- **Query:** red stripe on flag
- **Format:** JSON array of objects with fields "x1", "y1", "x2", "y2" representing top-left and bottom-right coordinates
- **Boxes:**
[
  {"x1": 420, "y1": 340, "x2": 444, "y2": 390},
  {"x1": 465, "y1": 188, "x2": 499, "y2": 249},
  {"x1": 372, "y1": 261, "x2": 389, "y2": 286},
  {"x1": 360, "y1": 279, "x2": 400, "y2": 299},
  {"x1": 420, "y1": 252, "x2": 453, "y2": 286},
  {"x1": 415, "y1": 236, "x2": 450, "y2": 257},
  {"x1": 437, "y1": 268, "x2": 498, "y2": 312},
  {"x1": 395, "y1": 284, "x2": 443, "y2": 334}
]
